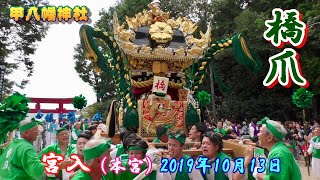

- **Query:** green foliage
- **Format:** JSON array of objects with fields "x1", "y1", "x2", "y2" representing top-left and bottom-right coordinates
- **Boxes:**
[
  {"x1": 161, "y1": 0, "x2": 214, "y2": 34},
  {"x1": 210, "y1": 0, "x2": 243, "y2": 39},
  {"x1": 74, "y1": 0, "x2": 150, "y2": 103},
  {"x1": 72, "y1": 94, "x2": 87, "y2": 110},
  {"x1": 0, "y1": 92, "x2": 30, "y2": 142},
  {"x1": 0, "y1": 0, "x2": 48, "y2": 96},
  {"x1": 197, "y1": 91, "x2": 211, "y2": 107},
  {"x1": 73, "y1": 44, "x2": 115, "y2": 102},
  {"x1": 81, "y1": 98, "x2": 115, "y2": 121},
  {"x1": 96, "y1": 0, "x2": 150, "y2": 32},
  {"x1": 209, "y1": 0, "x2": 320, "y2": 121},
  {"x1": 292, "y1": 88, "x2": 314, "y2": 108},
  {"x1": 302, "y1": 55, "x2": 320, "y2": 95}
]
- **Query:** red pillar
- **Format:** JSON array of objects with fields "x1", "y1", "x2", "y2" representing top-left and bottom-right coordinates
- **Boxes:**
[
  {"x1": 35, "y1": 103, "x2": 40, "y2": 112},
  {"x1": 57, "y1": 102, "x2": 64, "y2": 113}
]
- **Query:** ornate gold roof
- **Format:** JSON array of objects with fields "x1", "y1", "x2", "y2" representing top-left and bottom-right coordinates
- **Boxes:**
[{"x1": 113, "y1": 0, "x2": 211, "y2": 71}]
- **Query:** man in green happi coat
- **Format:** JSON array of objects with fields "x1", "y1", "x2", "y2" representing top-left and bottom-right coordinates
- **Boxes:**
[
  {"x1": 0, "y1": 136, "x2": 9, "y2": 155},
  {"x1": 0, "y1": 118, "x2": 46, "y2": 179},
  {"x1": 39, "y1": 125, "x2": 76, "y2": 179},
  {"x1": 72, "y1": 137, "x2": 112, "y2": 180},
  {"x1": 214, "y1": 120, "x2": 227, "y2": 137},
  {"x1": 245, "y1": 117, "x2": 302, "y2": 180}
]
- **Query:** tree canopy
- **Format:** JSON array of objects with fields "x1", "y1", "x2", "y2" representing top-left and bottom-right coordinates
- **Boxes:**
[{"x1": 0, "y1": 0, "x2": 48, "y2": 97}]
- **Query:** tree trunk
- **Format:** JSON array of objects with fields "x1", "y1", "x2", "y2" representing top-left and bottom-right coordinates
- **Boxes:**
[
  {"x1": 313, "y1": 95, "x2": 318, "y2": 120},
  {"x1": 96, "y1": 94, "x2": 100, "y2": 103}
]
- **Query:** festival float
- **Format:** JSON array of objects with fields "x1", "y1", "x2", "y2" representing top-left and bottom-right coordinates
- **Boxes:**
[{"x1": 79, "y1": 0, "x2": 261, "y2": 147}]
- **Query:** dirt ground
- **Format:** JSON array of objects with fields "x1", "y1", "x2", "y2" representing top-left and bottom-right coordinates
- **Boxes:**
[{"x1": 297, "y1": 160, "x2": 319, "y2": 180}]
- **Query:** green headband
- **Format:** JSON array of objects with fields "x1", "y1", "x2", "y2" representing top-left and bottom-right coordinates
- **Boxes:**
[
  {"x1": 169, "y1": 134, "x2": 186, "y2": 145},
  {"x1": 128, "y1": 145, "x2": 147, "y2": 152},
  {"x1": 56, "y1": 126, "x2": 67, "y2": 135},
  {"x1": 83, "y1": 141, "x2": 111, "y2": 160},
  {"x1": 20, "y1": 118, "x2": 42, "y2": 133},
  {"x1": 258, "y1": 117, "x2": 285, "y2": 140}
]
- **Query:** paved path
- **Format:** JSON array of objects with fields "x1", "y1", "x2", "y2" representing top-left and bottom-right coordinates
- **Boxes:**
[{"x1": 297, "y1": 160, "x2": 318, "y2": 180}]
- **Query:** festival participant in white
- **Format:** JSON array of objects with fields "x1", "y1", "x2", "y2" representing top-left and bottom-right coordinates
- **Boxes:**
[{"x1": 306, "y1": 125, "x2": 320, "y2": 180}]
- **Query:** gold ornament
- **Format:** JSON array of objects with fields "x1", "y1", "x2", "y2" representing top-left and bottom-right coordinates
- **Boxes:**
[{"x1": 149, "y1": 22, "x2": 173, "y2": 44}]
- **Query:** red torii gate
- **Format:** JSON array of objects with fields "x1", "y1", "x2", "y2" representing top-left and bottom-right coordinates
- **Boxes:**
[{"x1": 28, "y1": 97, "x2": 76, "y2": 113}]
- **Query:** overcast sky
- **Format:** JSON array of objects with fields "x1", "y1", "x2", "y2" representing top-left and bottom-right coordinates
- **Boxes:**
[{"x1": 10, "y1": 0, "x2": 117, "y2": 110}]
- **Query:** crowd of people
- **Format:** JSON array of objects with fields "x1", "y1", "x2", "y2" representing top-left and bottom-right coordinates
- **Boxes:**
[
  {"x1": 203, "y1": 118, "x2": 320, "y2": 179},
  {"x1": 0, "y1": 115, "x2": 320, "y2": 180},
  {"x1": 204, "y1": 118, "x2": 319, "y2": 162}
]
